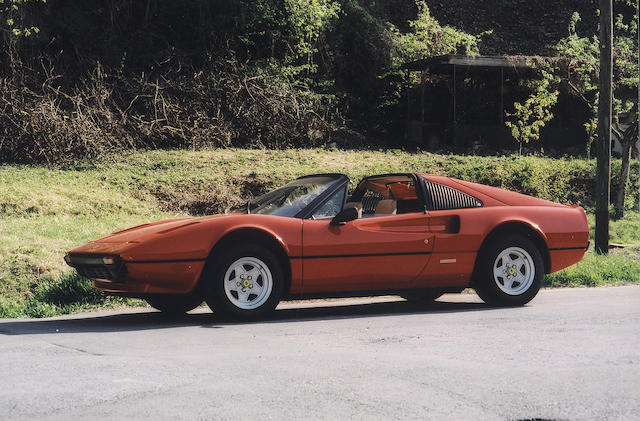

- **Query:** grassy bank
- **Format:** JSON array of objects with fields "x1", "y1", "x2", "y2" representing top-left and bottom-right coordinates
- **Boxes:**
[{"x1": 1, "y1": 148, "x2": 638, "y2": 317}]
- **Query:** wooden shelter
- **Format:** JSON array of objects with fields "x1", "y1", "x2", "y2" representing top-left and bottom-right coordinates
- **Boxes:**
[{"x1": 401, "y1": 54, "x2": 585, "y2": 151}]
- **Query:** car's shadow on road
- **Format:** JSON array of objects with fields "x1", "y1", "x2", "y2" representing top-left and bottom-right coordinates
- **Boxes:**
[{"x1": 0, "y1": 299, "x2": 494, "y2": 336}]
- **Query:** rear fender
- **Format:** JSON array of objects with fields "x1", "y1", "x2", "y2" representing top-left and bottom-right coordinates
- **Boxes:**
[{"x1": 473, "y1": 220, "x2": 551, "y2": 282}]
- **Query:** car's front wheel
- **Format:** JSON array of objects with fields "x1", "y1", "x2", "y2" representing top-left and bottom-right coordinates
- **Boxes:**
[
  {"x1": 474, "y1": 235, "x2": 543, "y2": 306},
  {"x1": 204, "y1": 244, "x2": 283, "y2": 319}
]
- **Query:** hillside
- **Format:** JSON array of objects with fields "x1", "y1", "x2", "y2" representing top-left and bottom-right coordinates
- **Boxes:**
[{"x1": 1, "y1": 149, "x2": 638, "y2": 317}]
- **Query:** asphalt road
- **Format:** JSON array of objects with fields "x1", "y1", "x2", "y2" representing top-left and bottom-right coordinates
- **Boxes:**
[{"x1": 0, "y1": 286, "x2": 638, "y2": 420}]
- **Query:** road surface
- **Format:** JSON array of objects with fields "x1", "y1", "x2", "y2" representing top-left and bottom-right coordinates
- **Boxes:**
[{"x1": 0, "y1": 286, "x2": 638, "y2": 420}]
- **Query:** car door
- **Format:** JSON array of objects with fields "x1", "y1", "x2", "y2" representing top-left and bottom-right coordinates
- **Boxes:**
[
  {"x1": 300, "y1": 175, "x2": 434, "y2": 293},
  {"x1": 411, "y1": 178, "x2": 485, "y2": 288},
  {"x1": 301, "y1": 214, "x2": 434, "y2": 293}
]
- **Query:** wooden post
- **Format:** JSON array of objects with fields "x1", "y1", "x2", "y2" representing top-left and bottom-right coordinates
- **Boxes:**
[
  {"x1": 499, "y1": 67, "x2": 504, "y2": 149},
  {"x1": 499, "y1": 67, "x2": 504, "y2": 128},
  {"x1": 452, "y1": 64, "x2": 457, "y2": 147},
  {"x1": 420, "y1": 70, "x2": 425, "y2": 123},
  {"x1": 405, "y1": 69, "x2": 411, "y2": 143},
  {"x1": 595, "y1": 0, "x2": 613, "y2": 254}
]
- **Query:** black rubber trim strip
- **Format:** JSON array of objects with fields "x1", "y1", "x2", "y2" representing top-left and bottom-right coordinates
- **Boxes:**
[
  {"x1": 290, "y1": 251, "x2": 432, "y2": 259},
  {"x1": 548, "y1": 246, "x2": 589, "y2": 251},
  {"x1": 124, "y1": 258, "x2": 207, "y2": 264}
]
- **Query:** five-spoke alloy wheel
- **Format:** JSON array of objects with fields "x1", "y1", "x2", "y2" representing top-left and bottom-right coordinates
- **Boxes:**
[
  {"x1": 474, "y1": 235, "x2": 543, "y2": 306},
  {"x1": 205, "y1": 244, "x2": 283, "y2": 319},
  {"x1": 492, "y1": 247, "x2": 535, "y2": 296},
  {"x1": 223, "y1": 256, "x2": 274, "y2": 310}
]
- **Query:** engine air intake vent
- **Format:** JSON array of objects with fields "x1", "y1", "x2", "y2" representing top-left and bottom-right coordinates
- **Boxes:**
[{"x1": 424, "y1": 180, "x2": 482, "y2": 210}]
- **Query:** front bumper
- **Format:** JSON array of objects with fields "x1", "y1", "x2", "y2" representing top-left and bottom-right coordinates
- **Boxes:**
[{"x1": 64, "y1": 253, "x2": 206, "y2": 295}]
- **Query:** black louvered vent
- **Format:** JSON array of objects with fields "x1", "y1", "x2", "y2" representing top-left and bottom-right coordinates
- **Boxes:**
[
  {"x1": 424, "y1": 181, "x2": 482, "y2": 210},
  {"x1": 361, "y1": 190, "x2": 383, "y2": 214}
]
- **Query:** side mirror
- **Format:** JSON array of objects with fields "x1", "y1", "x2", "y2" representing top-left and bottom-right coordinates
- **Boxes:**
[{"x1": 330, "y1": 207, "x2": 359, "y2": 226}]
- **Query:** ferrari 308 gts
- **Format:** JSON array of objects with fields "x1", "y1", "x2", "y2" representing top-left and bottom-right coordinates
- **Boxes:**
[{"x1": 65, "y1": 173, "x2": 589, "y2": 318}]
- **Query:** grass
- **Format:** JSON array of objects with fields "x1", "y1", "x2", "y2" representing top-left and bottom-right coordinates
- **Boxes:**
[
  {"x1": 0, "y1": 272, "x2": 142, "y2": 318},
  {"x1": 0, "y1": 148, "x2": 638, "y2": 318},
  {"x1": 545, "y1": 253, "x2": 639, "y2": 288}
]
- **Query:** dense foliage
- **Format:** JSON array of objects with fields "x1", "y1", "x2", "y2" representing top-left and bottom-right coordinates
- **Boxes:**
[
  {"x1": 0, "y1": 0, "x2": 637, "y2": 163},
  {"x1": 550, "y1": 1, "x2": 638, "y2": 150}
]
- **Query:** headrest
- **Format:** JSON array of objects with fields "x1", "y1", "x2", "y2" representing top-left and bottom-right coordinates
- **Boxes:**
[{"x1": 375, "y1": 199, "x2": 397, "y2": 215}]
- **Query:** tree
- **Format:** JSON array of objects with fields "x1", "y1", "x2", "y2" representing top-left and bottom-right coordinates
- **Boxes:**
[
  {"x1": 392, "y1": 1, "x2": 484, "y2": 62},
  {"x1": 614, "y1": 107, "x2": 638, "y2": 218},
  {"x1": 240, "y1": 0, "x2": 341, "y2": 78},
  {"x1": 552, "y1": 1, "x2": 638, "y2": 220},
  {"x1": 1, "y1": 0, "x2": 44, "y2": 61},
  {"x1": 504, "y1": 69, "x2": 559, "y2": 155}
]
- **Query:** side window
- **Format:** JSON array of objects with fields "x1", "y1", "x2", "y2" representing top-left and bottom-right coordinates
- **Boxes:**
[{"x1": 311, "y1": 187, "x2": 346, "y2": 219}]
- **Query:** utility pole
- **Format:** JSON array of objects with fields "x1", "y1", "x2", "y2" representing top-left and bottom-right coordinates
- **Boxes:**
[{"x1": 595, "y1": 0, "x2": 613, "y2": 254}]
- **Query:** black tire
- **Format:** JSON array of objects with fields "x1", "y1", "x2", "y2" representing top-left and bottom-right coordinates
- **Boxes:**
[
  {"x1": 145, "y1": 293, "x2": 203, "y2": 314},
  {"x1": 401, "y1": 289, "x2": 444, "y2": 304},
  {"x1": 203, "y1": 244, "x2": 283, "y2": 320},
  {"x1": 473, "y1": 234, "x2": 544, "y2": 306}
]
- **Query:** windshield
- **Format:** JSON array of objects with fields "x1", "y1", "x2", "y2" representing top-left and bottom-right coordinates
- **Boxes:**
[{"x1": 249, "y1": 176, "x2": 340, "y2": 217}]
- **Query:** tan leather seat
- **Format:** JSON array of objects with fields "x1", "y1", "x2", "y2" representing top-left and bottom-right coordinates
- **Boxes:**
[
  {"x1": 344, "y1": 202, "x2": 363, "y2": 218},
  {"x1": 375, "y1": 199, "x2": 397, "y2": 215}
]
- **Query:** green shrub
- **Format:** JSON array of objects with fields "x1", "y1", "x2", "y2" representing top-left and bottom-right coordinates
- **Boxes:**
[{"x1": 442, "y1": 154, "x2": 638, "y2": 211}]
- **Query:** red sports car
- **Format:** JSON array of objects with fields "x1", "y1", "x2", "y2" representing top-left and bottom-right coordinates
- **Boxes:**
[{"x1": 65, "y1": 173, "x2": 589, "y2": 318}]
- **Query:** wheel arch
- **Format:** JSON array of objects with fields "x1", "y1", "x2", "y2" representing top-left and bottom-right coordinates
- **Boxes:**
[
  {"x1": 472, "y1": 221, "x2": 551, "y2": 283},
  {"x1": 198, "y1": 227, "x2": 292, "y2": 294}
]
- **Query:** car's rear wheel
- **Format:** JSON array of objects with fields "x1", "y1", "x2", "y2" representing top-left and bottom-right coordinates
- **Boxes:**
[
  {"x1": 474, "y1": 235, "x2": 543, "y2": 306},
  {"x1": 204, "y1": 244, "x2": 283, "y2": 320},
  {"x1": 400, "y1": 289, "x2": 444, "y2": 304},
  {"x1": 145, "y1": 293, "x2": 203, "y2": 314}
]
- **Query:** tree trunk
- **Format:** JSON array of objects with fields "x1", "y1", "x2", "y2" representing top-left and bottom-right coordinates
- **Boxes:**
[
  {"x1": 614, "y1": 121, "x2": 638, "y2": 219},
  {"x1": 595, "y1": 0, "x2": 613, "y2": 254}
]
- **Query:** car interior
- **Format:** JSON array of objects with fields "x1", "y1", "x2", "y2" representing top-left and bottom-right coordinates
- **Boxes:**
[{"x1": 346, "y1": 175, "x2": 423, "y2": 217}]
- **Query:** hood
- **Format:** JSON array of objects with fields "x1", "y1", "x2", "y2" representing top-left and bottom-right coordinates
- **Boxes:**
[
  {"x1": 68, "y1": 214, "x2": 235, "y2": 256},
  {"x1": 99, "y1": 213, "x2": 238, "y2": 243},
  {"x1": 98, "y1": 217, "x2": 198, "y2": 243}
]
